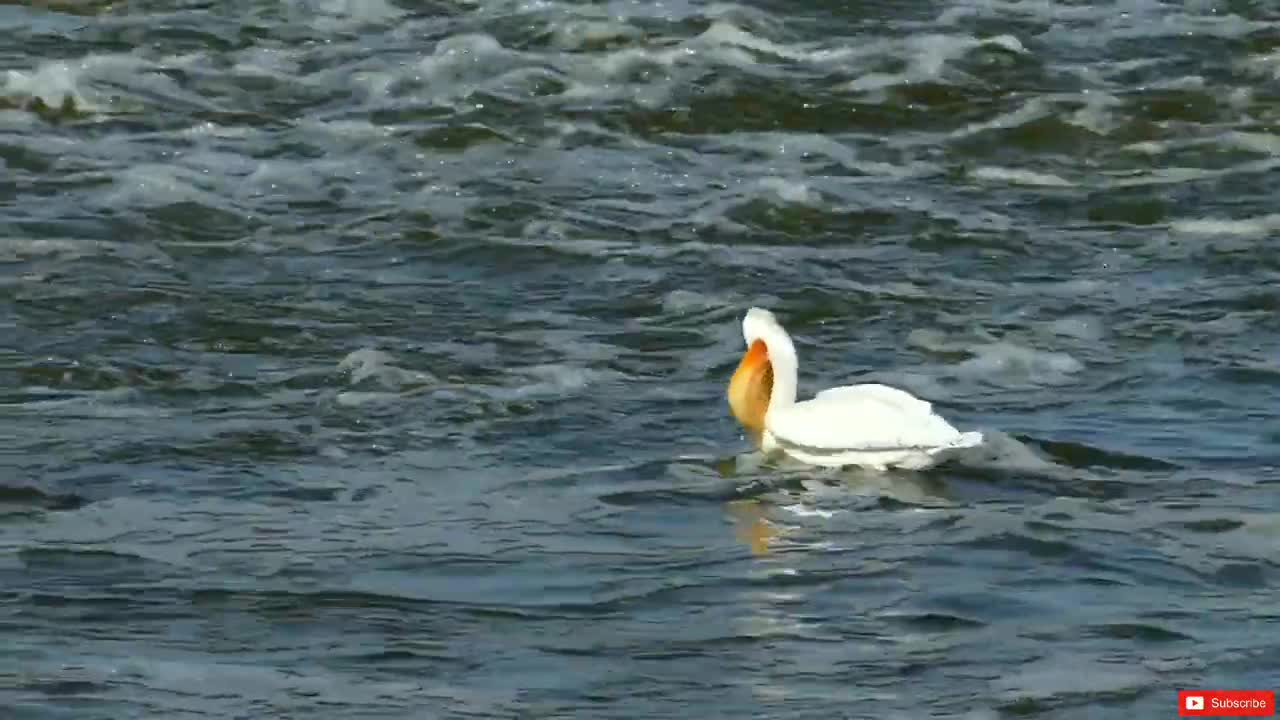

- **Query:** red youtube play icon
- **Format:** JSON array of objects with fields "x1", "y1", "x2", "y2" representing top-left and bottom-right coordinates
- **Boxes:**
[{"x1": 1179, "y1": 690, "x2": 1274, "y2": 717}]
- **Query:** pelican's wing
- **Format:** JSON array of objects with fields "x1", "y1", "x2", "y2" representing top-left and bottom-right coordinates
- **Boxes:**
[
  {"x1": 766, "y1": 383, "x2": 972, "y2": 451},
  {"x1": 814, "y1": 383, "x2": 934, "y2": 414}
]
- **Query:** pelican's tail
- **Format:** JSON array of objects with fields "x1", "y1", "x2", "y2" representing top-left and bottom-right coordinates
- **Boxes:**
[{"x1": 924, "y1": 430, "x2": 984, "y2": 458}]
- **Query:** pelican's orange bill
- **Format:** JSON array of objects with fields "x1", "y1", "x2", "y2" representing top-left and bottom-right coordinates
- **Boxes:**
[{"x1": 727, "y1": 340, "x2": 772, "y2": 432}]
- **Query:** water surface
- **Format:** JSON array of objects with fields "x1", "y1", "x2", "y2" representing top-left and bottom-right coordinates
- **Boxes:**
[{"x1": 2, "y1": 0, "x2": 1279, "y2": 717}]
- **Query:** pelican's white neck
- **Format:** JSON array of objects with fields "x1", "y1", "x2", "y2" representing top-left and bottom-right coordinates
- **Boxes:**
[{"x1": 742, "y1": 307, "x2": 798, "y2": 414}]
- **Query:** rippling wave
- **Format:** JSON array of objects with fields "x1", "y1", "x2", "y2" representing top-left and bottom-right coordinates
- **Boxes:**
[{"x1": 4, "y1": 0, "x2": 1280, "y2": 717}]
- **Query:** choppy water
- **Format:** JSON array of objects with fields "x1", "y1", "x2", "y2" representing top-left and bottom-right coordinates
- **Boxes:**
[{"x1": 3, "y1": 0, "x2": 1279, "y2": 717}]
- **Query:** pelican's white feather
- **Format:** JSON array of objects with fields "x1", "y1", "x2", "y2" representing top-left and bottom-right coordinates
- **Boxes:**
[
  {"x1": 726, "y1": 307, "x2": 985, "y2": 471},
  {"x1": 766, "y1": 383, "x2": 964, "y2": 451}
]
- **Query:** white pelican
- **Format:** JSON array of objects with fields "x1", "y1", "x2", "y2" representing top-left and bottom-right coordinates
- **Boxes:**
[{"x1": 726, "y1": 307, "x2": 983, "y2": 471}]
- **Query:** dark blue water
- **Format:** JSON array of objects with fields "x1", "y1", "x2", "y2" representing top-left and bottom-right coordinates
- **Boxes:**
[{"x1": 2, "y1": 1, "x2": 1279, "y2": 717}]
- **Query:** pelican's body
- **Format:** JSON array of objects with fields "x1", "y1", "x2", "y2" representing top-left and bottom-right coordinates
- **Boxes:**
[{"x1": 727, "y1": 307, "x2": 983, "y2": 471}]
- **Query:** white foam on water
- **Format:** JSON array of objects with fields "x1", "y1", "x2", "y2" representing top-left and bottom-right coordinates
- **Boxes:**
[
  {"x1": 780, "y1": 504, "x2": 838, "y2": 519},
  {"x1": 492, "y1": 364, "x2": 624, "y2": 401},
  {"x1": 692, "y1": 19, "x2": 812, "y2": 63},
  {"x1": 992, "y1": 655, "x2": 1155, "y2": 702},
  {"x1": 292, "y1": 0, "x2": 406, "y2": 31},
  {"x1": 1149, "y1": 75, "x2": 1208, "y2": 93},
  {"x1": 952, "y1": 0, "x2": 1270, "y2": 43},
  {"x1": 938, "y1": 0, "x2": 1104, "y2": 24},
  {"x1": 0, "y1": 108, "x2": 36, "y2": 129},
  {"x1": 401, "y1": 178, "x2": 479, "y2": 224},
  {"x1": 0, "y1": 4, "x2": 85, "y2": 34},
  {"x1": 334, "y1": 390, "x2": 408, "y2": 407},
  {"x1": 696, "y1": 130, "x2": 936, "y2": 178},
  {"x1": 1121, "y1": 140, "x2": 1170, "y2": 156},
  {"x1": 516, "y1": 223, "x2": 636, "y2": 257},
  {"x1": 1, "y1": 388, "x2": 167, "y2": 419},
  {"x1": 1243, "y1": 48, "x2": 1280, "y2": 80},
  {"x1": 862, "y1": 370, "x2": 956, "y2": 404},
  {"x1": 100, "y1": 163, "x2": 235, "y2": 211},
  {"x1": 660, "y1": 289, "x2": 725, "y2": 314},
  {"x1": 905, "y1": 328, "x2": 973, "y2": 354},
  {"x1": 549, "y1": 18, "x2": 643, "y2": 51},
  {"x1": 755, "y1": 176, "x2": 821, "y2": 205},
  {"x1": 828, "y1": 277, "x2": 936, "y2": 301},
  {"x1": 1222, "y1": 131, "x2": 1280, "y2": 156},
  {"x1": 230, "y1": 47, "x2": 302, "y2": 78},
  {"x1": 298, "y1": 118, "x2": 394, "y2": 141},
  {"x1": 238, "y1": 160, "x2": 328, "y2": 202},
  {"x1": 959, "y1": 430, "x2": 1068, "y2": 477},
  {"x1": 910, "y1": 330, "x2": 1085, "y2": 388},
  {"x1": 505, "y1": 307, "x2": 585, "y2": 328},
  {"x1": 1195, "y1": 313, "x2": 1253, "y2": 336},
  {"x1": 1112, "y1": 11, "x2": 1263, "y2": 41},
  {"x1": 1042, "y1": 316, "x2": 1105, "y2": 343},
  {"x1": 0, "y1": 237, "x2": 161, "y2": 265},
  {"x1": 1170, "y1": 214, "x2": 1280, "y2": 238},
  {"x1": 407, "y1": 33, "x2": 536, "y2": 106},
  {"x1": 1044, "y1": 271, "x2": 1129, "y2": 305},
  {"x1": 955, "y1": 341, "x2": 1084, "y2": 387},
  {"x1": 2, "y1": 51, "x2": 198, "y2": 119},
  {"x1": 347, "y1": 68, "x2": 399, "y2": 101},
  {"x1": 1106, "y1": 164, "x2": 1268, "y2": 189},
  {"x1": 845, "y1": 33, "x2": 1025, "y2": 93},
  {"x1": 2, "y1": 57, "x2": 115, "y2": 111},
  {"x1": 299, "y1": 10, "x2": 1046, "y2": 156},
  {"x1": 1116, "y1": 129, "x2": 1280, "y2": 161},
  {"x1": 969, "y1": 166, "x2": 1073, "y2": 188},
  {"x1": 178, "y1": 120, "x2": 252, "y2": 139},
  {"x1": 337, "y1": 348, "x2": 436, "y2": 389},
  {"x1": 1067, "y1": 90, "x2": 1125, "y2": 135},
  {"x1": 949, "y1": 98, "x2": 1050, "y2": 140}
]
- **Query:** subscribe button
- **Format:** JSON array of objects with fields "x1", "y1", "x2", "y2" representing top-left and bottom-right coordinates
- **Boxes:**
[{"x1": 1180, "y1": 691, "x2": 1275, "y2": 716}]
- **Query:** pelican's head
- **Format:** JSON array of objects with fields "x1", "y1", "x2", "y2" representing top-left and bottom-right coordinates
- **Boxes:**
[{"x1": 727, "y1": 307, "x2": 783, "y2": 433}]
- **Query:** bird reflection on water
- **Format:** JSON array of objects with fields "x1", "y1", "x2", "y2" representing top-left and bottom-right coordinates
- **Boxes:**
[{"x1": 721, "y1": 450, "x2": 957, "y2": 557}]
